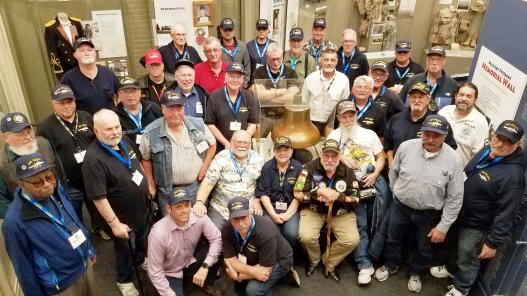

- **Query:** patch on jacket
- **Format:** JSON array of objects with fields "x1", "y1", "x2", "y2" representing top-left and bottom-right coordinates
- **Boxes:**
[{"x1": 478, "y1": 170, "x2": 490, "y2": 182}]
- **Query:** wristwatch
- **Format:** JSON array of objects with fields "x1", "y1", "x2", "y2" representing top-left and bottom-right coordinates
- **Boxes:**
[{"x1": 201, "y1": 262, "x2": 209, "y2": 269}]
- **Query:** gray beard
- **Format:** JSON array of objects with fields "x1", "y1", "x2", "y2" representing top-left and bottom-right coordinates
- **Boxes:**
[
  {"x1": 340, "y1": 124, "x2": 360, "y2": 142},
  {"x1": 8, "y1": 140, "x2": 38, "y2": 156}
]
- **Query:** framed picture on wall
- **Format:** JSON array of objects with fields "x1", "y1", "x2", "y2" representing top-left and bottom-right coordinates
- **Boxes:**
[{"x1": 193, "y1": 0, "x2": 215, "y2": 27}]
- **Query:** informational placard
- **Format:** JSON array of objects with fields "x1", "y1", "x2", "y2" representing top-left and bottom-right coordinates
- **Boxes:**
[
  {"x1": 153, "y1": 0, "x2": 208, "y2": 59},
  {"x1": 91, "y1": 10, "x2": 127, "y2": 58},
  {"x1": 260, "y1": 0, "x2": 286, "y2": 46},
  {"x1": 399, "y1": 0, "x2": 417, "y2": 17},
  {"x1": 472, "y1": 46, "x2": 527, "y2": 129}
]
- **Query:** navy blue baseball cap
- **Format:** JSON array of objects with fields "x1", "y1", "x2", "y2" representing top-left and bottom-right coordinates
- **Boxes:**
[
  {"x1": 228, "y1": 197, "x2": 250, "y2": 220},
  {"x1": 16, "y1": 152, "x2": 54, "y2": 180},
  {"x1": 167, "y1": 188, "x2": 193, "y2": 205},
  {"x1": 51, "y1": 84, "x2": 76, "y2": 101},
  {"x1": 160, "y1": 90, "x2": 185, "y2": 106},
  {"x1": 1, "y1": 112, "x2": 31, "y2": 133},
  {"x1": 421, "y1": 114, "x2": 449, "y2": 135}
]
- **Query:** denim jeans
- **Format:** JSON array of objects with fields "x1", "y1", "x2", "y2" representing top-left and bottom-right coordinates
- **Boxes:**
[
  {"x1": 165, "y1": 239, "x2": 221, "y2": 296},
  {"x1": 383, "y1": 199, "x2": 441, "y2": 275},
  {"x1": 63, "y1": 185, "x2": 104, "y2": 231},
  {"x1": 354, "y1": 200, "x2": 374, "y2": 269},
  {"x1": 235, "y1": 260, "x2": 291, "y2": 296},
  {"x1": 109, "y1": 221, "x2": 149, "y2": 283},
  {"x1": 263, "y1": 210, "x2": 299, "y2": 248},
  {"x1": 158, "y1": 182, "x2": 199, "y2": 217},
  {"x1": 452, "y1": 227, "x2": 486, "y2": 294}
]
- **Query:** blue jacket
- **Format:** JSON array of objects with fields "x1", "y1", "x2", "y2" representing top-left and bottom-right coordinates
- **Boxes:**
[{"x1": 2, "y1": 184, "x2": 95, "y2": 296}]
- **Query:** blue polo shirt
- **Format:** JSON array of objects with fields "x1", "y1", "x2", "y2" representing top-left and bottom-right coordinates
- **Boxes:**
[
  {"x1": 175, "y1": 86, "x2": 203, "y2": 118},
  {"x1": 256, "y1": 158, "x2": 302, "y2": 211},
  {"x1": 61, "y1": 65, "x2": 119, "y2": 114}
]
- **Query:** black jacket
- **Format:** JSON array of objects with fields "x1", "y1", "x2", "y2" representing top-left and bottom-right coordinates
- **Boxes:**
[
  {"x1": 136, "y1": 73, "x2": 175, "y2": 104},
  {"x1": 399, "y1": 70, "x2": 458, "y2": 106},
  {"x1": 115, "y1": 100, "x2": 162, "y2": 145},
  {"x1": 166, "y1": 81, "x2": 209, "y2": 118},
  {"x1": 460, "y1": 147, "x2": 525, "y2": 249},
  {"x1": 336, "y1": 46, "x2": 369, "y2": 90},
  {"x1": 384, "y1": 59, "x2": 424, "y2": 88},
  {"x1": 44, "y1": 17, "x2": 84, "y2": 78},
  {"x1": 158, "y1": 42, "x2": 202, "y2": 74}
]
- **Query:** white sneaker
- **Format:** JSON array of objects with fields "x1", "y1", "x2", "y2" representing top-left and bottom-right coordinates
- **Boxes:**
[
  {"x1": 139, "y1": 257, "x2": 148, "y2": 271},
  {"x1": 430, "y1": 265, "x2": 454, "y2": 278},
  {"x1": 374, "y1": 265, "x2": 398, "y2": 282},
  {"x1": 408, "y1": 275, "x2": 422, "y2": 293},
  {"x1": 445, "y1": 285, "x2": 467, "y2": 296},
  {"x1": 116, "y1": 282, "x2": 139, "y2": 296},
  {"x1": 358, "y1": 266, "x2": 375, "y2": 284}
]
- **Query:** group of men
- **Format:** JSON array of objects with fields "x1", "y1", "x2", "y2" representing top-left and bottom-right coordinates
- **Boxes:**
[{"x1": 0, "y1": 15, "x2": 525, "y2": 296}]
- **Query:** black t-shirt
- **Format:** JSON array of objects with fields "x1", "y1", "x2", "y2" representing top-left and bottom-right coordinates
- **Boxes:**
[
  {"x1": 373, "y1": 86, "x2": 404, "y2": 122},
  {"x1": 348, "y1": 97, "x2": 386, "y2": 137},
  {"x1": 221, "y1": 215, "x2": 293, "y2": 267},
  {"x1": 82, "y1": 136, "x2": 148, "y2": 227},
  {"x1": 204, "y1": 87, "x2": 260, "y2": 148},
  {"x1": 146, "y1": 77, "x2": 168, "y2": 105},
  {"x1": 385, "y1": 59, "x2": 425, "y2": 88},
  {"x1": 37, "y1": 111, "x2": 95, "y2": 189},
  {"x1": 115, "y1": 101, "x2": 162, "y2": 146},
  {"x1": 256, "y1": 158, "x2": 302, "y2": 211},
  {"x1": 252, "y1": 64, "x2": 299, "y2": 89}
]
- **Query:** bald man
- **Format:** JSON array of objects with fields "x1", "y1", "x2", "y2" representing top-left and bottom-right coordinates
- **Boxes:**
[
  {"x1": 82, "y1": 109, "x2": 150, "y2": 296},
  {"x1": 158, "y1": 24, "x2": 202, "y2": 73}
]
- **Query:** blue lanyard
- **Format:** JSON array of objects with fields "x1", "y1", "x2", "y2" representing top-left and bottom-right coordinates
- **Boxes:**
[
  {"x1": 175, "y1": 49, "x2": 189, "y2": 60},
  {"x1": 289, "y1": 56, "x2": 300, "y2": 70},
  {"x1": 224, "y1": 86, "x2": 242, "y2": 118},
  {"x1": 255, "y1": 40, "x2": 270, "y2": 63},
  {"x1": 395, "y1": 67, "x2": 410, "y2": 80},
  {"x1": 266, "y1": 64, "x2": 284, "y2": 88},
  {"x1": 99, "y1": 140, "x2": 132, "y2": 169},
  {"x1": 327, "y1": 179, "x2": 334, "y2": 188},
  {"x1": 351, "y1": 97, "x2": 373, "y2": 120},
  {"x1": 312, "y1": 44, "x2": 322, "y2": 62},
  {"x1": 340, "y1": 49, "x2": 356, "y2": 74},
  {"x1": 223, "y1": 45, "x2": 239, "y2": 58},
  {"x1": 124, "y1": 105, "x2": 143, "y2": 133},
  {"x1": 234, "y1": 216, "x2": 256, "y2": 252},
  {"x1": 468, "y1": 148, "x2": 503, "y2": 173},
  {"x1": 426, "y1": 79, "x2": 438, "y2": 96},
  {"x1": 230, "y1": 152, "x2": 249, "y2": 178}
]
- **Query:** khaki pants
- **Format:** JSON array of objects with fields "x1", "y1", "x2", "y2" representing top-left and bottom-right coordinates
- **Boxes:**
[
  {"x1": 298, "y1": 208, "x2": 359, "y2": 271},
  {"x1": 58, "y1": 262, "x2": 98, "y2": 296}
]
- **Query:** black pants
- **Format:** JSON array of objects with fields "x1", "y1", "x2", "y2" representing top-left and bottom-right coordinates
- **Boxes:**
[{"x1": 108, "y1": 221, "x2": 149, "y2": 283}]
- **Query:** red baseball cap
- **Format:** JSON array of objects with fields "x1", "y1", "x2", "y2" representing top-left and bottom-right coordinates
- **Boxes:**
[{"x1": 144, "y1": 49, "x2": 163, "y2": 65}]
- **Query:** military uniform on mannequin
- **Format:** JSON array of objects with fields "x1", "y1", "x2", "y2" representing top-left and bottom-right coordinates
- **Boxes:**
[
  {"x1": 44, "y1": 12, "x2": 85, "y2": 79},
  {"x1": 429, "y1": 5, "x2": 459, "y2": 46},
  {"x1": 462, "y1": 0, "x2": 487, "y2": 48}
]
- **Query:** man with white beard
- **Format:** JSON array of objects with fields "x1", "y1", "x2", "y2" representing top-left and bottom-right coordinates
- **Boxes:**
[
  {"x1": 0, "y1": 112, "x2": 58, "y2": 211},
  {"x1": 61, "y1": 38, "x2": 120, "y2": 114},
  {"x1": 327, "y1": 101, "x2": 386, "y2": 285}
]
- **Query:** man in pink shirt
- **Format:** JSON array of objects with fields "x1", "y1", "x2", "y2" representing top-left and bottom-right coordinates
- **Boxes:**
[
  {"x1": 147, "y1": 188, "x2": 223, "y2": 296},
  {"x1": 195, "y1": 37, "x2": 227, "y2": 94}
]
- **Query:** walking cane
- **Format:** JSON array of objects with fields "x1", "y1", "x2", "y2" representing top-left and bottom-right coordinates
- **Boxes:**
[
  {"x1": 127, "y1": 237, "x2": 145, "y2": 296},
  {"x1": 325, "y1": 201, "x2": 334, "y2": 277}
]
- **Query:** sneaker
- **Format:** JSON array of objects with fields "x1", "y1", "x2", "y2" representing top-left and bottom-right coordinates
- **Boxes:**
[
  {"x1": 408, "y1": 275, "x2": 422, "y2": 293},
  {"x1": 430, "y1": 265, "x2": 454, "y2": 278},
  {"x1": 445, "y1": 285, "x2": 467, "y2": 296},
  {"x1": 116, "y1": 282, "x2": 139, "y2": 296},
  {"x1": 139, "y1": 257, "x2": 148, "y2": 271},
  {"x1": 99, "y1": 230, "x2": 111, "y2": 241},
  {"x1": 358, "y1": 266, "x2": 375, "y2": 285},
  {"x1": 374, "y1": 265, "x2": 398, "y2": 282}
]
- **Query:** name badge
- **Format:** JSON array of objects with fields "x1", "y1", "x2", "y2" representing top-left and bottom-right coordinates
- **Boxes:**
[
  {"x1": 256, "y1": 63, "x2": 263, "y2": 69},
  {"x1": 463, "y1": 172, "x2": 468, "y2": 182},
  {"x1": 196, "y1": 102, "x2": 203, "y2": 114},
  {"x1": 132, "y1": 170, "x2": 143, "y2": 186},
  {"x1": 275, "y1": 201, "x2": 288, "y2": 211},
  {"x1": 74, "y1": 150, "x2": 86, "y2": 163},
  {"x1": 196, "y1": 141, "x2": 209, "y2": 153},
  {"x1": 236, "y1": 181, "x2": 247, "y2": 192},
  {"x1": 135, "y1": 134, "x2": 143, "y2": 145},
  {"x1": 238, "y1": 253, "x2": 247, "y2": 264},
  {"x1": 230, "y1": 121, "x2": 242, "y2": 131},
  {"x1": 394, "y1": 84, "x2": 403, "y2": 89},
  {"x1": 68, "y1": 229, "x2": 87, "y2": 249}
]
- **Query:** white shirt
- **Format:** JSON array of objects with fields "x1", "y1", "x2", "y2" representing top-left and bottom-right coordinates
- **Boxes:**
[
  {"x1": 302, "y1": 70, "x2": 350, "y2": 122},
  {"x1": 439, "y1": 105, "x2": 489, "y2": 166}
]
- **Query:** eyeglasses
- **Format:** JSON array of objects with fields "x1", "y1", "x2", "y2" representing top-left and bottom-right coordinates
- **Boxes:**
[
  {"x1": 343, "y1": 40, "x2": 356, "y2": 44},
  {"x1": 371, "y1": 72, "x2": 387, "y2": 78},
  {"x1": 268, "y1": 57, "x2": 282, "y2": 63},
  {"x1": 354, "y1": 85, "x2": 372, "y2": 91},
  {"x1": 23, "y1": 172, "x2": 55, "y2": 188},
  {"x1": 8, "y1": 128, "x2": 32, "y2": 138},
  {"x1": 233, "y1": 140, "x2": 250, "y2": 146},
  {"x1": 174, "y1": 33, "x2": 187, "y2": 37}
]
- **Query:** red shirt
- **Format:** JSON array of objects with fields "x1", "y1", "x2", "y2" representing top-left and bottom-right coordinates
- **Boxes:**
[{"x1": 194, "y1": 60, "x2": 227, "y2": 94}]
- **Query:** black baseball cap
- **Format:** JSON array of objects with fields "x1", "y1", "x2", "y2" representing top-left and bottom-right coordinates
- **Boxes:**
[
  {"x1": 421, "y1": 114, "x2": 449, "y2": 135},
  {"x1": 256, "y1": 19, "x2": 269, "y2": 29},
  {"x1": 409, "y1": 82, "x2": 431, "y2": 95},
  {"x1": 228, "y1": 197, "x2": 250, "y2": 220},
  {"x1": 220, "y1": 18, "x2": 235, "y2": 29},
  {"x1": 160, "y1": 90, "x2": 185, "y2": 106},
  {"x1": 73, "y1": 37, "x2": 94, "y2": 51},
  {"x1": 51, "y1": 84, "x2": 75, "y2": 101},
  {"x1": 289, "y1": 27, "x2": 304, "y2": 41},
  {"x1": 167, "y1": 188, "x2": 193, "y2": 205},
  {"x1": 313, "y1": 18, "x2": 326, "y2": 29},
  {"x1": 495, "y1": 120, "x2": 524, "y2": 144},
  {"x1": 16, "y1": 152, "x2": 54, "y2": 180},
  {"x1": 395, "y1": 40, "x2": 412, "y2": 52},
  {"x1": 174, "y1": 59, "x2": 194, "y2": 71},
  {"x1": 1, "y1": 112, "x2": 31, "y2": 133},
  {"x1": 427, "y1": 46, "x2": 446, "y2": 57},
  {"x1": 321, "y1": 139, "x2": 340, "y2": 153},
  {"x1": 226, "y1": 62, "x2": 245, "y2": 75},
  {"x1": 370, "y1": 60, "x2": 388, "y2": 72},
  {"x1": 274, "y1": 136, "x2": 293, "y2": 149},
  {"x1": 118, "y1": 77, "x2": 140, "y2": 90}
]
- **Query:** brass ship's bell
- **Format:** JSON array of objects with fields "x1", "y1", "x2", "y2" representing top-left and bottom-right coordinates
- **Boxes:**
[{"x1": 271, "y1": 105, "x2": 320, "y2": 149}]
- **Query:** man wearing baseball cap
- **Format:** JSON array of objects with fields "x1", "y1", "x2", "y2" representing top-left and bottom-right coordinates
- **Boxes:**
[
  {"x1": 284, "y1": 27, "x2": 317, "y2": 79},
  {"x1": 219, "y1": 18, "x2": 251, "y2": 87},
  {"x1": 369, "y1": 60, "x2": 404, "y2": 122},
  {"x1": 384, "y1": 40, "x2": 424, "y2": 94},
  {"x1": 1, "y1": 112, "x2": 58, "y2": 214},
  {"x1": 246, "y1": 19, "x2": 276, "y2": 73},
  {"x1": 303, "y1": 18, "x2": 337, "y2": 65},
  {"x1": 137, "y1": 49, "x2": 175, "y2": 105},
  {"x1": 61, "y1": 37, "x2": 120, "y2": 114},
  {"x1": 158, "y1": 24, "x2": 202, "y2": 74},
  {"x1": 374, "y1": 114, "x2": 464, "y2": 293},
  {"x1": 294, "y1": 139, "x2": 361, "y2": 282},
  {"x1": 3, "y1": 152, "x2": 97, "y2": 295},
  {"x1": 115, "y1": 77, "x2": 162, "y2": 147},
  {"x1": 222, "y1": 196, "x2": 297, "y2": 294},
  {"x1": 431, "y1": 120, "x2": 524, "y2": 296},
  {"x1": 399, "y1": 46, "x2": 457, "y2": 110},
  {"x1": 147, "y1": 188, "x2": 223, "y2": 296}
]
